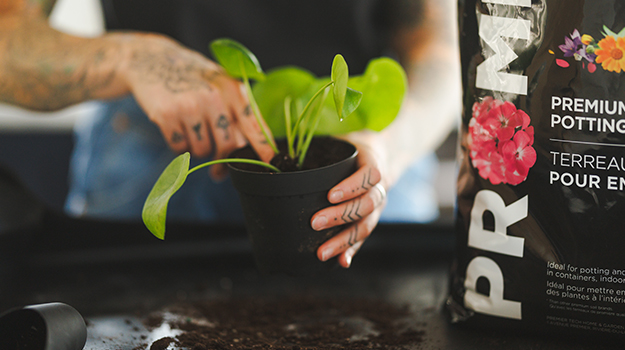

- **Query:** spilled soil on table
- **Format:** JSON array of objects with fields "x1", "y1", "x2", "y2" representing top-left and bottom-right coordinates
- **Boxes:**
[{"x1": 142, "y1": 295, "x2": 425, "y2": 350}]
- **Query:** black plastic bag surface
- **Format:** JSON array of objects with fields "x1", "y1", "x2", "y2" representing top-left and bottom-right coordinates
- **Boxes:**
[{"x1": 448, "y1": 0, "x2": 625, "y2": 337}]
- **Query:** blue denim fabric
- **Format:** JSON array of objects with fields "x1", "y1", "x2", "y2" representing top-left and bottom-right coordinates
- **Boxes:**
[{"x1": 65, "y1": 96, "x2": 438, "y2": 223}]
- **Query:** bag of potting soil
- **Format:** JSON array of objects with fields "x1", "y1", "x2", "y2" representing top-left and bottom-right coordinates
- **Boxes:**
[{"x1": 448, "y1": 0, "x2": 625, "y2": 336}]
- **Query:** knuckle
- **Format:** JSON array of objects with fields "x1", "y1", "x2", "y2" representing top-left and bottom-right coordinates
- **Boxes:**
[
  {"x1": 365, "y1": 195, "x2": 377, "y2": 211},
  {"x1": 154, "y1": 103, "x2": 183, "y2": 123},
  {"x1": 196, "y1": 88, "x2": 215, "y2": 104},
  {"x1": 370, "y1": 166, "x2": 382, "y2": 184}
]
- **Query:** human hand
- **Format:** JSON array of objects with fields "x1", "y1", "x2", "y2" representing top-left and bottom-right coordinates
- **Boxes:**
[
  {"x1": 120, "y1": 34, "x2": 275, "y2": 178},
  {"x1": 312, "y1": 138, "x2": 388, "y2": 268}
]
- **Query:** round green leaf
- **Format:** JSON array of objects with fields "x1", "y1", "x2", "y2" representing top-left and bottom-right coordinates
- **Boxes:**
[
  {"x1": 252, "y1": 67, "x2": 316, "y2": 137},
  {"x1": 142, "y1": 152, "x2": 191, "y2": 240},
  {"x1": 210, "y1": 38, "x2": 265, "y2": 81}
]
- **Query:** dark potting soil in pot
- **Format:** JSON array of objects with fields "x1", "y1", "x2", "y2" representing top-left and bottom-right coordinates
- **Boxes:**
[
  {"x1": 232, "y1": 137, "x2": 356, "y2": 173},
  {"x1": 142, "y1": 295, "x2": 425, "y2": 349}
]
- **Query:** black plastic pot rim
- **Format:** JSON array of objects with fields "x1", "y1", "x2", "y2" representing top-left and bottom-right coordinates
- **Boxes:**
[{"x1": 227, "y1": 139, "x2": 358, "y2": 196}]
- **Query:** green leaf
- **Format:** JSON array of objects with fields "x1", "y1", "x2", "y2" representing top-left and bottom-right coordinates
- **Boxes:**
[
  {"x1": 254, "y1": 57, "x2": 406, "y2": 138},
  {"x1": 342, "y1": 87, "x2": 363, "y2": 119},
  {"x1": 142, "y1": 152, "x2": 191, "y2": 240},
  {"x1": 317, "y1": 57, "x2": 407, "y2": 135},
  {"x1": 331, "y1": 54, "x2": 349, "y2": 120},
  {"x1": 252, "y1": 67, "x2": 317, "y2": 137},
  {"x1": 601, "y1": 25, "x2": 625, "y2": 38},
  {"x1": 210, "y1": 38, "x2": 265, "y2": 81}
]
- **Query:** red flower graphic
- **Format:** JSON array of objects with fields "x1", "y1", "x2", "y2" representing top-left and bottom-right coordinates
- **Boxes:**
[{"x1": 468, "y1": 98, "x2": 536, "y2": 186}]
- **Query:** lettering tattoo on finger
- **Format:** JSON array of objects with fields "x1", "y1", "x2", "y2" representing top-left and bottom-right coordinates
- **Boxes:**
[
  {"x1": 192, "y1": 122, "x2": 202, "y2": 140},
  {"x1": 217, "y1": 115, "x2": 230, "y2": 140},
  {"x1": 341, "y1": 198, "x2": 363, "y2": 223},
  {"x1": 171, "y1": 131, "x2": 184, "y2": 144}
]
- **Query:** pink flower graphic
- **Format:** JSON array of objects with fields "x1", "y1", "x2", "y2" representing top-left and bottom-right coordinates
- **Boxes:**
[{"x1": 468, "y1": 98, "x2": 536, "y2": 186}]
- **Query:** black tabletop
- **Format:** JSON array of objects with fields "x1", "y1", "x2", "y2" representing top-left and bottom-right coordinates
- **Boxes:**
[{"x1": 0, "y1": 213, "x2": 621, "y2": 350}]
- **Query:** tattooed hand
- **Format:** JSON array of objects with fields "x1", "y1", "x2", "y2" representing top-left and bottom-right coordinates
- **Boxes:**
[
  {"x1": 120, "y1": 34, "x2": 275, "y2": 178},
  {"x1": 311, "y1": 133, "x2": 388, "y2": 268}
]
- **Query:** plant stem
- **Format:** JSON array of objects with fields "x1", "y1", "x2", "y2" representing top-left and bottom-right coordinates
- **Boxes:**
[
  {"x1": 291, "y1": 81, "x2": 333, "y2": 140},
  {"x1": 298, "y1": 87, "x2": 329, "y2": 168},
  {"x1": 188, "y1": 158, "x2": 281, "y2": 174},
  {"x1": 239, "y1": 55, "x2": 279, "y2": 154},
  {"x1": 284, "y1": 96, "x2": 295, "y2": 159}
]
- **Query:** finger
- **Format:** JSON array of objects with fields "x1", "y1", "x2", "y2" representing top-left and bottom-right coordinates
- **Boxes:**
[
  {"x1": 316, "y1": 207, "x2": 382, "y2": 267},
  {"x1": 183, "y1": 118, "x2": 212, "y2": 158},
  {"x1": 163, "y1": 124, "x2": 190, "y2": 154},
  {"x1": 206, "y1": 111, "x2": 239, "y2": 180},
  {"x1": 207, "y1": 112, "x2": 237, "y2": 159},
  {"x1": 338, "y1": 241, "x2": 364, "y2": 268},
  {"x1": 311, "y1": 182, "x2": 387, "y2": 231},
  {"x1": 327, "y1": 165, "x2": 382, "y2": 204},
  {"x1": 185, "y1": 83, "x2": 237, "y2": 159},
  {"x1": 149, "y1": 106, "x2": 190, "y2": 154},
  {"x1": 211, "y1": 127, "x2": 247, "y2": 180}
]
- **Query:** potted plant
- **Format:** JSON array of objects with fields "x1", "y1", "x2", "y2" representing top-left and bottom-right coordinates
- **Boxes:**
[{"x1": 142, "y1": 38, "x2": 406, "y2": 275}]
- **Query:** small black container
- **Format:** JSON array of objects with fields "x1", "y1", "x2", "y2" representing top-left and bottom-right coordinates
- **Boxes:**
[
  {"x1": 0, "y1": 302, "x2": 87, "y2": 350},
  {"x1": 228, "y1": 138, "x2": 358, "y2": 275}
]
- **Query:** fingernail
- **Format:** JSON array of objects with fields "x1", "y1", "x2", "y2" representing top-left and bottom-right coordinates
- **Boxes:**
[
  {"x1": 343, "y1": 252, "x2": 353, "y2": 268},
  {"x1": 312, "y1": 216, "x2": 328, "y2": 231},
  {"x1": 329, "y1": 190, "x2": 344, "y2": 203},
  {"x1": 320, "y1": 248, "x2": 333, "y2": 262}
]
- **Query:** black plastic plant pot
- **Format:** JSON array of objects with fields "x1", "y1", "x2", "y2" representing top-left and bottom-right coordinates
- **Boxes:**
[
  {"x1": 228, "y1": 137, "x2": 358, "y2": 276},
  {"x1": 0, "y1": 302, "x2": 87, "y2": 350}
]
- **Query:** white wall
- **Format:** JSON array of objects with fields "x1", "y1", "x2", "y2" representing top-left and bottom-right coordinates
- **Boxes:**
[
  {"x1": 49, "y1": 0, "x2": 104, "y2": 37},
  {"x1": 0, "y1": 0, "x2": 104, "y2": 132}
]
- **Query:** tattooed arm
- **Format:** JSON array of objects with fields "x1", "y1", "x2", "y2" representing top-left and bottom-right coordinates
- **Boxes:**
[
  {"x1": 0, "y1": 0, "x2": 274, "y2": 170},
  {"x1": 314, "y1": 0, "x2": 462, "y2": 268},
  {"x1": 0, "y1": 0, "x2": 127, "y2": 110}
]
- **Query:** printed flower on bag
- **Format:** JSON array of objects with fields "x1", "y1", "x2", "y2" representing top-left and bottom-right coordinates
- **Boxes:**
[
  {"x1": 559, "y1": 29, "x2": 597, "y2": 63},
  {"x1": 553, "y1": 26, "x2": 625, "y2": 73},
  {"x1": 468, "y1": 97, "x2": 536, "y2": 186},
  {"x1": 595, "y1": 35, "x2": 625, "y2": 73}
]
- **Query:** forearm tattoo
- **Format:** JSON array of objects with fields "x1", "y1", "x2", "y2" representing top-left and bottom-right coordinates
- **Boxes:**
[
  {"x1": 128, "y1": 46, "x2": 221, "y2": 94},
  {"x1": 0, "y1": 23, "x2": 118, "y2": 110}
]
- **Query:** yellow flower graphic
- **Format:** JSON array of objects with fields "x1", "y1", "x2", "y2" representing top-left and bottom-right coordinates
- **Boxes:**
[
  {"x1": 596, "y1": 35, "x2": 625, "y2": 73},
  {"x1": 581, "y1": 34, "x2": 594, "y2": 45}
]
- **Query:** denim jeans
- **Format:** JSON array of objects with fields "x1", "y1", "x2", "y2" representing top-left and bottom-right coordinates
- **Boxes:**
[{"x1": 65, "y1": 96, "x2": 439, "y2": 224}]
